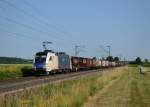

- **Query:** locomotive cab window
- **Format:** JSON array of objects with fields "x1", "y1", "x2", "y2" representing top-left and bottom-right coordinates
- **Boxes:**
[{"x1": 49, "y1": 56, "x2": 52, "y2": 61}]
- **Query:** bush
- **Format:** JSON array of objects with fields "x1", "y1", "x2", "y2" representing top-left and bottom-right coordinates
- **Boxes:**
[{"x1": 21, "y1": 66, "x2": 33, "y2": 77}]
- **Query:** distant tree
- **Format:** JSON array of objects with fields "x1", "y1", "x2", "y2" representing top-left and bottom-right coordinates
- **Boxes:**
[
  {"x1": 144, "y1": 58, "x2": 149, "y2": 63},
  {"x1": 114, "y1": 57, "x2": 119, "y2": 62},
  {"x1": 93, "y1": 57, "x2": 97, "y2": 60},
  {"x1": 135, "y1": 57, "x2": 142, "y2": 64},
  {"x1": 0, "y1": 57, "x2": 32, "y2": 64},
  {"x1": 106, "y1": 56, "x2": 113, "y2": 61}
]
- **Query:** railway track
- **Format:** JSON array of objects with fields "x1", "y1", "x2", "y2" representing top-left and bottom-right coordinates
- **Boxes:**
[{"x1": 0, "y1": 68, "x2": 113, "y2": 96}]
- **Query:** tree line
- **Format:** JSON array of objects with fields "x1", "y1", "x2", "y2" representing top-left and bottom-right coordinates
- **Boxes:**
[
  {"x1": 0, "y1": 57, "x2": 33, "y2": 64},
  {"x1": 130, "y1": 57, "x2": 149, "y2": 65}
]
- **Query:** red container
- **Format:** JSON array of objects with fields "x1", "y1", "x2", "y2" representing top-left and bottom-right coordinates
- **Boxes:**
[
  {"x1": 71, "y1": 56, "x2": 79, "y2": 71},
  {"x1": 71, "y1": 56, "x2": 93, "y2": 70}
]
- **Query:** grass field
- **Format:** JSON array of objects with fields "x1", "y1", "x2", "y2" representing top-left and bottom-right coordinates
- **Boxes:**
[
  {"x1": 0, "y1": 67, "x2": 127, "y2": 107},
  {"x1": 84, "y1": 67, "x2": 150, "y2": 107},
  {"x1": 0, "y1": 64, "x2": 32, "y2": 80},
  {"x1": 0, "y1": 66, "x2": 150, "y2": 107}
]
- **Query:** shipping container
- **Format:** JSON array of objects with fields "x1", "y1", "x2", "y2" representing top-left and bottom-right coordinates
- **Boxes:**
[
  {"x1": 56, "y1": 52, "x2": 71, "y2": 70},
  {"x1": 95, "y1": 59, "x2": 102, "y2": 67},
  {"x1": 71, "y1": 57, "x2": 93, "y2": 71}
]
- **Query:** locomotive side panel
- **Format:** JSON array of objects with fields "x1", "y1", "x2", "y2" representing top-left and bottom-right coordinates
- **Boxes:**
[{"x1": 46, "y1": 53, "x2": 59, "y2": 72}]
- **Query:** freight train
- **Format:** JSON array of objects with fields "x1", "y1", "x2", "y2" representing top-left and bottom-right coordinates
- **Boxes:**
[{"x1": 33, "y1": 50, "x2": 123, "y2": 75}]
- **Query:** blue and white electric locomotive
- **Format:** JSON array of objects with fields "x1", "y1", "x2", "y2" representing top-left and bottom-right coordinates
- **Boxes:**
[{"x1": 33, "y1": 50, "x2": 71, "y2": 75}]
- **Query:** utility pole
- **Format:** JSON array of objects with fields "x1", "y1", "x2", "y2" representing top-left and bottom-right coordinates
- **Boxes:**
[
  {"x1": 97, "y1": 45, "x2": 111, "y2": 58},
  {"x1": 75, "y1": 45, "x2": 80, "y2": 57},
  {"x1": 75, "y1": 45, "x2": 85, "y2": 57},
  {"x1": 106, "y1": 45, "x2": 111, "y2": 57},
  {"x1": 124, "y1": 57, "x2": 126, "y2": 65}
]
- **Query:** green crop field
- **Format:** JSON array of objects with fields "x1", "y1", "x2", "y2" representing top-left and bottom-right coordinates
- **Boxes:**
[{"x1": 0, "y1": 64, "x2": 33, "y2": 80}]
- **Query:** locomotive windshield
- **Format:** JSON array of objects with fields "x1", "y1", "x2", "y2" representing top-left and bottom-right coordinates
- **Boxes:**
[{"x1": 35, "y1": 52, "x2": 47, "y2": 63}]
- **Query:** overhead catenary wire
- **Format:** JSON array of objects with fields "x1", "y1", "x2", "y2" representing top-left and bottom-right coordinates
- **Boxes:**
[
  {"x1": 0, "y1": 28, "x2": 72, "y2": 50},
  {"x1": 0, "y1": 0, "x2": 78, "y2": 53},
  {"x1": 0, "y1": 15, "x2": 67, "y2": 43},
  {"x1": 0, "y1": 23, "x2": 73, "y2": 50},
  {"x1": 0, "y1": 27, "x2": 41, "y2": 42},
  {"x1": 23, "y1": 0, "x2": 74, "y2": 38},
  {"x1": 99, "y1": 45, "x2": 109, "y2": 54},
  {"x1": 0, "y1": 15, "x2": 75, "y2": 51},
  {"x1": 0, "y1": 31, "x2": 41, "y2": 47},
  {"x1": 0, "y1": 0, "x2": 73, "y2": 40},
  {"x1": 0, "y1": 26, "x2": 46, "y2": 48}
]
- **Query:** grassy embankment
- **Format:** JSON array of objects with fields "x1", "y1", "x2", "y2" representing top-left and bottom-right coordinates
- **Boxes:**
[
  {"x1": 0, "y1": 64, "x2": 32, "y2": 80},
  {"x1": 0, "y1": 67, "x2": 127, "y2": 107},
  {"x1": 84, "y1": 67, "x2": 150, "y2": 107}
]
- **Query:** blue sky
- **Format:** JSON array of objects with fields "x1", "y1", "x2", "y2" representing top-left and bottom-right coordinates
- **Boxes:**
[{"x1": 0, "y1": 0, "x2": 150, "y2": 60}]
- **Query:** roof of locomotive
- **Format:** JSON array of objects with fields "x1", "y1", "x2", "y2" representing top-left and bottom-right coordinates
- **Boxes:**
[{"x1": 35, "y1": 50, "x2": 55, "y2": 56}]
